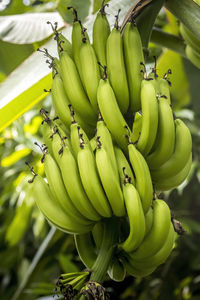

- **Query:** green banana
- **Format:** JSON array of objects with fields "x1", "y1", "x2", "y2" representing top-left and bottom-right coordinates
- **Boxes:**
[
  {"x1": 119, "y1": 180, "x2": 145, "y2": 252},
  {"x1": 96, "y1": 117, "x2": 119, "y2": 177},
  {"x1": 114, "y1": 145, "x2": 135, "y2": 187},
  {"x1": 158, "y1": 75, "x2": 171, "y2": 105},
  {"x1": 151, "y1": 118, "x2": 192, "y2": 181},
  {"x1": 60, "y1": 51, "x2": 97, "y2": 126},
  {"x1": 31, "y1": 174, "x2": 93, "y2": 234},
  {"x1": 185, "y1": 44, "x2": 200, "y2": 69},
  {"x1": 97, "y1": 77, "x2": 132, "y2": 155},
  {"x1": 70, "y1": 120, "x2": 92, "y2": 158},
  {"x1": 77, "y1": 141, "x2": 112, "y2": 218},
  {"x1": 51, "y1": 74, "x2": 72, "y2": 132},
  {"x1": 146, "y1": 97, "x2": 175, "y2": 169},
  {"x1": 43, "y1": 152, "x2": 92, "y2": 226},
  {"x1": 108, "y1": 257, "x2": 126, "y2": 282},
  {"x1": 155, "y1": 152, "x2": 192, "y2": 191},
  {"x1": 95, "y1": 142, "x2": 125, "y2": 217},
  {"x1": 74, "y1": 232, "x2": 97, "y2": 269},
  {"x1": 128, "y1": 142, "x2": 153, "y2": 214},
  {"x1": 129, "y1": 199, "x2": 171, "y2": 260},
  {"x1": 129, "y1": 223, "x2": 176, "y2": 269},
  {"x1": 132, "y1": 112, "x2": 142, "y2": 144},
  {"x1": 106, "y1": 15, "x2": 129, "y2": 114},
  {"x1": 93, "y1": 2, "x2": 110, "y2": 68},
  {"x1": 69, "y1": 7, "x2": 90, "y2": 76},
  {"x1": 144, "y1": 206, "x2": 153, "y2": 237},
  {"x1": 79, "y1": 38, "x2": 100, "y2": 113},
  {"x1": 123, "y1": 20, "x2": 144, "y2": 112},
  {"x1": 92, "y1": 221, "x2": 104, "y2": 250},
  {"x1": 123, "y1": 257, "x2": 156, "y2": 278},
  {"x1": 136, "y1": 79, "x2": 158, "y2": 156},
  {"x1": 47, "y1": 21, "x2": 73, "y2": 58},
  {"x1": 51, "y1": 132, "x2": 101, "y2": 222}
]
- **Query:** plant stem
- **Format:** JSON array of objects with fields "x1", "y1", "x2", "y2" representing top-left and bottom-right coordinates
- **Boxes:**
[
  {"x1": 89, "y1": 217, "x2": 118, "y2": 283},
  {"x1": 165, "y1": 0, "x2": 200, "y2": 40},
  {"x1": 151, "y1": 27, "x2": 186, "y2": 57}
]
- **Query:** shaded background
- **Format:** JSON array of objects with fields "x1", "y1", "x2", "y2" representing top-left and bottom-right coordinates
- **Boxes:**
[{"x1": 0, "y1": 0, "x2": 200, "y2": 299}]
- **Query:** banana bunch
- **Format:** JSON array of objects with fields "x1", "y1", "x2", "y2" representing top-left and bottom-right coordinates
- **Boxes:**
[
  {"x1": 27, "y1": 1, "x2": 194, "y2": 294},
  {"x1": 179, "y1": 23, "x2": 200, "y2": 69}
]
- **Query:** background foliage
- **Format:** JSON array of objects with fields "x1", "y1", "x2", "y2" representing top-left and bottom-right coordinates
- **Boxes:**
[{"x1": 0, "y1": 0, "x2": 200, "y2": 299}]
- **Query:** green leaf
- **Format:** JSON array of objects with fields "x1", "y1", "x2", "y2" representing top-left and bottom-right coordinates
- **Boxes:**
[
  {"x1": 165, "y1": 0, "x2": 200, "y2": 40},
  {"x1": 57, "y1": 0, "x2": 92, "y2": 24},
  {"x1": 0, "y1": 40, "x2": 34, "y2": 75},
  {"x1": 0, "y1": 12, "x2": 64, "y2": 44}
]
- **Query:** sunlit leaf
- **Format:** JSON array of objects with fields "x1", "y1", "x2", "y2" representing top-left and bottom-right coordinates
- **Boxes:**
[
  {"x1": 0, "y1": 12, "x2": 64, "y2": 44},
  {"x1": 1, "y1": 148, "x2": 31, "y2": 167},
  {"x1": 24, "y1": 116, "x2": 43, "y2": 135}
]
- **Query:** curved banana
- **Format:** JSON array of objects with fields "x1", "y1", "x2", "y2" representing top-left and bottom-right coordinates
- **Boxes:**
[
  {"x1": 60, "y1": 51, "x2": 97, "y2": 126},
  {"x1": 129, "y1": 199, "x2": 171, "y2": 260},
  {"x1": 70, "y1": 7, "x2": 89, "y2": 76},
  {"x1": 129, "y1": 223, "x2": 176, "y2": 269},
  {"x1": 93, "y1": 2, "x2": 110, "y2": 68},
  {"x1": 146, "y1": 98, "x2": 175, "y2": 169},
  {"x1": 92, "y1": 221, "x2": 104, "y2": 250},
  {"x1": 95, "y1": 143, "x2": 125, "y2": 217},
  {"x1": 97, "y1": 78, "x2": 132, "y2": 155},
  {"x1": 155, "y1": 152, "x2": 192, "y2": 191},
  {"x1": 185, "y1": 44, "x2": 200, "y2": 69},
  {"x1": 158, "y1": 77, "x2": 171, "y2": 105},
  {"x1": 128, "y1": 142, "x2": 153, "y2": 214},
  {"x1": 96, "y1": 118, "x2": 118, "y2": 177},
  {"x1": 106, "y1": 20, "x2": 129, "y2": 114},
  {"x1": 74, "y1": 232, "x2": 97, "y2": 269},
  {"x1": 70, "y1": 120, "x2": 92, "y2": 158},
  {"x1": 151, "y1": 118, "x2": 192, "y2": 181},
  {"x1": 114, "y1": 145, "x2": 135, "y2": 187},
  {"x1": 32, "y1": 175, "x2": 93, "y2": 234},
  {"x1": 123, "y1": 255, "x2": 156, "y2": 277},
  {"x1": 44, "y1": 152, "x2": 93, "y2": 226},
  {"x1": 51, "y1": 133, "x2": 101, "y2": 222},
  {"x1": 144, "y1": 206, "x2": 153, "y2": 237},
  {"x1": 123, "y1": 21, "x2": 144, "y2": 112},
  {"x1": 136, "y1": 79, "x2": 158, "y2": 156},
  {"x1": 132, "y1": 112, "x2": 142, "y2": 144},
  {"x1": 51, "y1": 74, "x2": 72, "y2": 132},
  {"x1": 79, "y1": 38, "x2": 100, "y2": 113},
  {"x1": 77, "y1": 142, "x2": 112, "y2": 218},
  {"x1": 108, "y1": 257, "x2": 126, "y2": 282},
  {"x1": 119, "y1": 181, "x2": 145, "y2": 252}
]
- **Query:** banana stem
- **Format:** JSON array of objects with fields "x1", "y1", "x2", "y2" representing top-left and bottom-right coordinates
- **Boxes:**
[{"x1": 90, "y1": 217, "x2": 118, "y2": 283}]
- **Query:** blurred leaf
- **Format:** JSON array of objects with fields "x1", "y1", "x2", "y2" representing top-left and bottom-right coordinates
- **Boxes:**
[
  {"x1": 24, "y1": 115, "x2": 43, "y2": 135},
  {"x1": 58, "y1": 253, "x2": 79, "y2": 273},
  {"x1": 57, "y1": 0, "x2": 91, "y2": 24},
  {"x1": 157, "y1": 50, "x2": 190, "y2": 110},
  {"x1": 0, "y1": 12, "x2": 64, "y2": 44},
  {"x1": 0, "y1": 40, "x2": 34, "y2": 75},
  {"x1": 1, "y1": 148, "x2": 31, "y2": 167},
  {"x1": 165, "y1": 0, "x2": 200, "y2": 40},
  {"x1": 0, "y1": 0, "x2": 30, "y2": 16}
]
